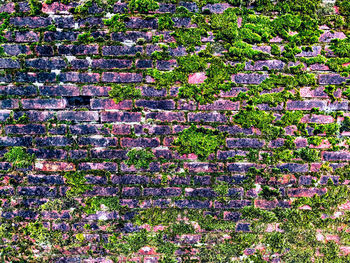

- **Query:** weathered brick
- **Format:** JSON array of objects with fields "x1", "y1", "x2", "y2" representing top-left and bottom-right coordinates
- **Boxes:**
[
  {"x1": 92, "y1": 59, "x2": 132, "y2": 69},
  {"x1": 57, "y1": 111, "x2": 99, "y2": 122},
  {"x1": 188, "y1": 113, "x2": 227, "y2": 123},
  {"x1": 101, "y1": 72, "x2": 142, "y2": 83},
  {"x1": 0, "y1": 58, "x2": 20, "y2": 69},
  {"x1": 5, "y1": 124, "x2": 46, "y2": 135},
  {"x1": 101, "y1": 112, "x2": 141, "y2": 122},
  {"x1": 227, "y1": 138, "x2": 265, "y2": 148},
  {"x1": 91, "y1": 99, "x2": 132, "y2": 110},
  {"x1": 102, "y1": 46, "x2": 143, "y2": 56},
  {"x1": 10, "y1": 17, "x2": 52, "y2": 28},
  {"x1": 22, "y1": 99, "x2": 67, "y2": 109},
  {"x1": 121, "y1": 138, "x2": 160, "y2": 148},
  {"x1": 59, "y1": 72, "x2": 100, "y2": 83}
]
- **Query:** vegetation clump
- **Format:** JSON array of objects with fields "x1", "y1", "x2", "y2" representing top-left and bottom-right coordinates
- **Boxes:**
[
  {"x1": 173, "y1": 125, "x2": 225, "y2": 160},
  {"x1": 4, "y1": 147, "x2": 35, "y2": 169},
  {"x1": 126, "y1": 148, "x2": 155, "y2": 169}
]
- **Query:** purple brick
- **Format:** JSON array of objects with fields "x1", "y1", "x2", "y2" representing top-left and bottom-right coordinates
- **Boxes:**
[
  {"x1": 35, "y1": 45, "x2": 54, "y2": 56},
  {"x1": 57, "y1": 111, "x2": 98, "y2": 122},
  {"x1": 91, "y1": 149, "x2": 127, "y2": 160},
  {"x1": 101, "y1": 72, "x2": 142, "y2": 83},
  {"x1": 78, "y1": 162, "x2": 118, "y2": 172},
  {"x1": 135, "y1": 100, "x2": 175, "y2": 110},
  {"x1": 58, "y1": 45, "x2": 99, "y2": 55},
  {"x1": 59, "y1": 72, "x2": 100, "y2": 83},
  {"x1": 43, "y1": 31, "x2": 78, "y2": 42},
  {"x1": 286, "y1": 100, "x2": 327, "y2": 111},
  {"x1": 92, "y1": 59, "x2": 132, "y2": 69},
  {"x1": 10, "y1": 17, "x2": 52, "y2": 28},
  {"x1": 188, "y1": 113, "x2": 227, "y2": 123},
  {"x1": 276, "y1": 163, "x2": 308, "y2": 173},
  {"x1": 3, "y1": 44, "x2": 30, "y2": 56},
  {"x1": 17, "y1": 186, "x2": 57, "y2": 197},
  {"x1": 77, "y1": 137, "x2": 117, "y2": 147},
  {"x1": 143, "y1": 187, "x2": 181, "y2": 197},
  {"x1": 323, "y1": 151, "x2": 350, "y2": 161},
  {"x1": 26, "y1": 58, "x2": 66, "y2": 70},
  {"x1": 233, "y1": 73, "x2": 268, "y2": 84},
  {"x1": 319, "y1": 74, "x2": 349, "y2": 85},
  {"x1": 121, "y1": 138, "x2": 160, "y2": 148},
  {"x1": 101, "y1": 112, "x2": 141, "y2": 122},
  {"x1": 0, "y1": 58, "x2": 20, "y2": 69},
  {"x1": 22, "y1": 99, "x2": 67, "y2": 109},
  {"x1": 5, "y1": 124, "x2": 46, "y2": 135},
  {"x1": 227, "y1": 138, "x2": 265, "y2": 148},
  {"x1": 39, "y1": 85, "x2": 80, "y2": 96},
  {"x1": 36, "y1": 137, "x2": 73, "y2": 147},
  {"x1": 245, "y1": 60, "x2": 285, "y2": 71},
  {"x1": 175, "y1": 200, "x2": 210, "y2": 209},
  {"x1": 145, "y1": 112, "x2": 185, "y2": 122},
  {"x1": 15, "y1": 31, "x2": 39, "y2": 42},
  {"x1": 102, "y1": 46, "x2": 143, "y2": 56}
]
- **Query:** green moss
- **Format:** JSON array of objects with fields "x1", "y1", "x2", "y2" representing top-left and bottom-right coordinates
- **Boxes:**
[
  {"x1": 228, "y1": 40, "x2": 270, "y2": 61},
  {"x1": 307, "y1": 136, "x2": 322, "y2": 146},
  {"x1": 108, "y1": 84, "x2": 141, "y2": 104},
  {"x1": 77, "y1": 32, "x2": 94, "y2": 43},
  {"x1": 129, "y1": 0, "x2": 159, "y2": 13},
  {"x1": 103, "y1": 14, "x2": 126, "y2": 32},
  {"x1": 329, "y1": 38, "x2": 350, "y2": 57},
  {"x1": 83, "y1": 196, "x2": 120, "y2": 214},
  {"x1": 4, "y1": 147, "x2": 35, "y2": 169},
  {"x1": 258, "y1": 185, "x2": 280, "y2": 200},
  {"x1": 29, "y1": 0, "x2": 42, "y2": 15},
  {"x1": 176, "y1": 54, "x2": 206, "y2": 73},
  {"x1": 64, "y1": 171, "x2": 92, "y2": 197},
  {"x1": 126, "y1": 148, "x2": 155, "y2": 169},
  {"x1": 295, "y1": 147, "x2": 320, "y2": 162},
  {"x1": 173, "y1": 125, "x2": 225, "y2": 160},
  {"x1": 158, "y1": 14, "x2": 175, "y2": 31}
]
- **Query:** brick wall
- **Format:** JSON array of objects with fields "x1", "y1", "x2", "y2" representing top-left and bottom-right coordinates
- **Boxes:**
[{"x1": 1, "y1": 0, "x2": 350, "y2": 262}]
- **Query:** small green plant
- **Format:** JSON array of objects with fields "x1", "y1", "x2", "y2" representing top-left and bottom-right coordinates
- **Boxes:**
[
  {"x1": 77, "y1": 32, "x2": 94, "y2": 43},
  {"x1": 103, "y1": 14, "x2": 126, "y2": 32},
  {"x1": 64, "y1": 171, "x2": 92, "y2": 197},
  {"x1": 173, "y1": 125, "x2": 225, "y2": 160},
  {"x1": 108, "y1": 84, "x2": 141, "y2": 104},
  {"x1": 4, "y1": 147, "x2": 35, "y2": 169},
  {"x1": 128, "y1": 0, "x2": 159, "y2": 13},
  {"x1": 126, "y1": 148, "x2": 155, "y2": 169}
]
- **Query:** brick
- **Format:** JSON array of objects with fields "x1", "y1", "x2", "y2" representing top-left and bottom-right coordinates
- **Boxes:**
[
  {"x1": 319, "y1": 74, "x2": 349, "y2": 85},
  {"x1": 233, "y1": 73, "x2": 268, "y2": 84},
  {"x1": 92, "y1": 59, "x2": 132, "y2": 69},
  {"x1": 101, "y1": 72, "x2": 142, "y2": 83},
  {"x1": 5, "y1": 124, "x2": 46, "y2": 135},
  {"x1": 16, "y1": 72, "x2": 56, "y2": 83},
  {"x1": 17, "y1": 187, "x2": 57, "y2": 197},
  {"x1": 323, "y1": 151, "x2": 350, "y2": 161},
  {"x1": 188, "y1": 113, "x2": 227, "y2": 123},
  {"x1": 22, "y1": 99, "x2": 67, "y2": 109},
  {"x1": 0, "y1": 58, "x2": 20, "y2": 69},
  {"x1": 10, "y1": 17, "x2": 52, "y2": 28},
  {"x1": 3, "y1": 44, "x2": 31, "y2": 56},
  {"x1": 188, "y1": 72, "x2": 207, "y2": 84},
  {"x1": 198, "y1": 100, "x2": 240, "y2": 111},
  {"x1": 78, "y1": 162, "x2": 117, "y2": 171},
  {"x1": 59, "y1": 72, "x2": 100, "y2": 83},
  {"x1": 90, "y1": 149, "x2": 127, "y2": 160},
  {"x1": 112, "y1": 31, "x2": 152, "y2": 42},
  {"x1": 35, "y1": 45, "x2": 54, "y2": 56},
  {"x1": 57, "y1": 111, "x2": 99, "y2": 122},
  {"x1": 78, "y1": 137, "x2": 117, "y2": 147},
  {"x1": 35, "y1": 161, "x2": 75, "y2": 172},
  {"x1": 101, "y1": 112, "x2": 141, "y2": 122},
  {"x1": 121, "y1": 138, "x2": 160, "y2": 148},
  {"x1": 227, "y1": 138, "x2": 265, "y2": 148},
  {"x1": 36, "y1": 136, "x2": 73, "y2": 147},
  {"x1": 286, "y1": 100, "x2": 327, "y2": 111},
  {"x1": 26, "y1": 58, "x2": 66, "y2": 70},
  {"x1": 319, "y1": 31, "x2": 346, "y2": 42},
  {"x1": 43, "y1": 31, "x2": 78, "y2": 42},
  {"x1": 135, "y1": 100, "x2": 175, "y2": 110},
  {"x1": 174, "y1": 200, "x2": 210, "y2": 209},
  {"x1": 91, "y1": 99, "x2": 132, "y2": 110},
  {"x1": 143, "y1": 187, "x2": 181, "y2": 197},
  {"x1": 0, "y1": 2, "x2": 15, "y2": 13},
  {"x1": 288, "y1": 188, "x2": 327, "y2": 197},
  {"x1": 245, "y1": 60, "x2": 285, "y2": 71},
  {"x1": 15, "y1": 31, "x2": 39, "y2": 42},
  {"x1": 276, "y1": 163, "x2": 308, "y2": 173},
  {"x1": 102, "y1": 46, "x2": 143, "y2": 56},
  {"x1": 0, "y1": 137, "x2": 32, "y2": 147},
  {"x1": 39, "y1": 85, "x2": 80, "y2": 96},
  {"x1": 58, "y1": 45, "x2": 99, "y2": 55},
  {"x1": 202, "y1": 3, "x2": 230, "y2": 13},
  {"x1": 184, "y1": 162, "x2": 223, "y2": 173},
  {"x1": 145, "y1": 112, "x2": 185, "y2": 122}
]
